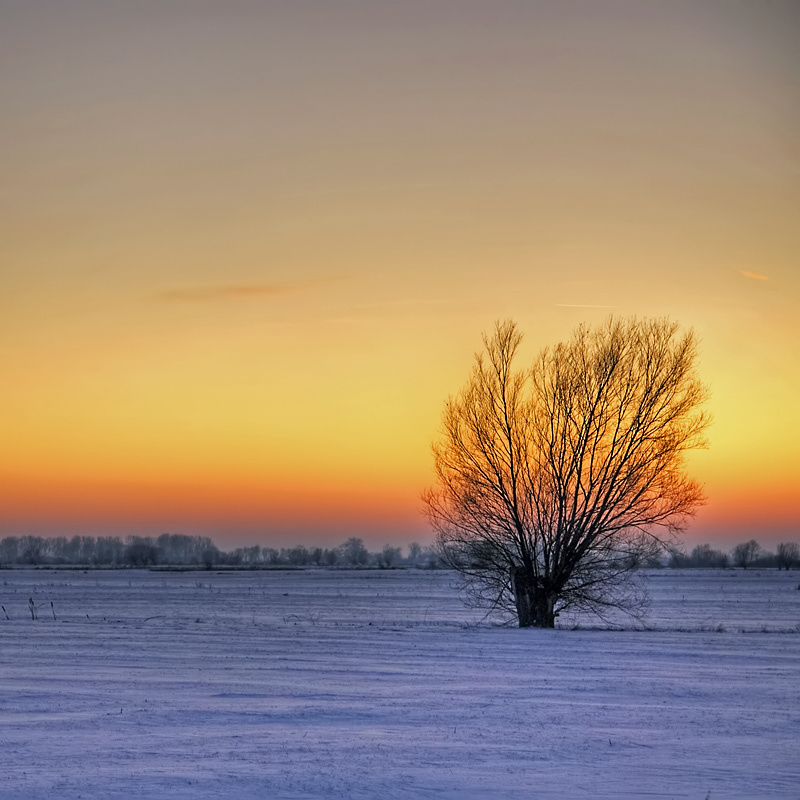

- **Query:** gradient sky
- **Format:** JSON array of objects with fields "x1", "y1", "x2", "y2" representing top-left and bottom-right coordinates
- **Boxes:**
[{"x1": 2, "y1": 1, "x2": 798, "y2": 549}]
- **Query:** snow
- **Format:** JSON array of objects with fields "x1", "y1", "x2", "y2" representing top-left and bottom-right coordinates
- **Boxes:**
[{"x1": 1, "y1": 568, "x2": 798, "y2": 799}]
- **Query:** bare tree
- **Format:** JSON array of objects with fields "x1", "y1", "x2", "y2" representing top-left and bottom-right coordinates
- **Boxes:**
[
  {"x1": 731, "y1": 539, "x2": 761, "y2": 569},
  {"x1": 407, "y1": 541, "x2": 423, "y2": 566},
  {"x1": 683, "y1": 543, "x2": 729, "y2": 568},
  {"x1": 378, "y1": 545, "x2": 402, "y2": 569},
  {"x1": 424, "y1": 318, "x2": 709, "y2": 627},
  {"x1": 776, "y1": 542, "x2": 800, "y2": 570},
  {"x1": 340, "y1": 537, "x2": 369, "y2": 566}
]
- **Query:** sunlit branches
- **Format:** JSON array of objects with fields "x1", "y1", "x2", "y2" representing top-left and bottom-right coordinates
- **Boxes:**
[{"x1": 425, "y1": 317, "x2": 709, "y2": 627}]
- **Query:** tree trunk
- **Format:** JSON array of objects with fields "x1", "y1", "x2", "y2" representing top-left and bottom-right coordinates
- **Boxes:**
[{"x1": 512, "y1": 568, "x2": 556, "y2": 628}]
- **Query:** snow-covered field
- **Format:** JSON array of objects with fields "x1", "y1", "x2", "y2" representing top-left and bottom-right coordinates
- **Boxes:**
[{"x1": 1, "y1": 568, "x2": 798, "y2": 799}]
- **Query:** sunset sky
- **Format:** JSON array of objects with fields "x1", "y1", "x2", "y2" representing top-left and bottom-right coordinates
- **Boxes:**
[{"x1": 2, "y1": 1, "x2": 798, "y2": 550}]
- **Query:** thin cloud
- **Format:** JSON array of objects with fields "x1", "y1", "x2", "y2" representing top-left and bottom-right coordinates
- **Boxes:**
[
  {"x1": 157, "y1": 275, "x2": 349, "y2": 302},
  {"x1": 740, "y1": 270, "x2": 769, "y2": 281}
]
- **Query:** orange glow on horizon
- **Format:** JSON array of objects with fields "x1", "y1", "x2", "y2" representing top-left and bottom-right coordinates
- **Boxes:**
[{"x1": 0, "y1": 472, "x2": 429, "y2": 544}]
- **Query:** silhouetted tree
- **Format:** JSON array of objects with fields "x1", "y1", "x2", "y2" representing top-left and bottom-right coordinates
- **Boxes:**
[
  {"x1": 776, "y1": 542, "x2": 800, "y2": 570},
  {"x1": 262, "y1": 548, "x2": 281, "y2": 565},
  {"x1": 286, "y1": 545, "x2": 311, "y2": 566},
  {"x1": 0, "y1": 536, "x2": 20, "y2": 565},
  {"x1": 340, "y1": 537, "x2": 369, "y2": 566},
  {"x1": 378, "y1": 545, "x2": 402, "y2": 569},
  {"x1": 20, "y1": 536, "x2": 44, "y2": 565},
  {"x1": 124, "y1": 537, "x2": 159, "y2": 567},
  {"x1": 95, "y1": 536, "x2": 125, "y2": 565},
  {"x1": 732, "y1": 539, "x2": 761, "y2": 569},
  {"x1": 425, "y1": 318, "x2": 709, "y2": 627},
  {"x1": 686, "y1": 543, "x2": 729, "y2": 568},
  {"x1": 407, "y1": 541, "x2": 423, "y2": 566}
]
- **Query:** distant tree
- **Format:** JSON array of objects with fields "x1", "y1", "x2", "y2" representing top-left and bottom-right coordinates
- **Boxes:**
[
  {"x1": 340, "y1": 537, "x2": 369, "y2": 566},
  {"x1": 322, "y1": 547, "x2": 339, "y2": 566},
  {"x1": 775, "y1": 542, "x2": 800, "y2": 570},
  {"x1": 262, "y1": 548, "x2": 281, "y2": 565},
  {"x1": 418, "y1": 546, "x2": 444, "y2": 569},
  {"x1": 0, "y1": 536, "x2": 20, "y2": 565},
  {"x1": 424, "y1": 318, "x2": 709, "y2": 627},
  {"x1": 732, "y1": 540, "x2": 761, "y2": 569},
  {"x1": 20, "y1": 536, "x2": 44, "y2": 565},
  {"x1": 201, "y1": 547, "x2": 219, "y2": 569},
  {"x1": 643, "y1": 548, "x2": 667, "y2": 568},
  {"x1": 190, "y1": 536, "x2": 220, "y2": 564},
  {"x1": 124, "y1": 537, "x2": 159, "y2": 567},
  {"x1": 46, "y1": 536, "x2": 69, "y2": 564},
  {"x1": 286, "y1": 545, "x2": 310, "y2": 566},
  {"x1": 407, "y1": 542, "x2": 423, "y2": 566},
  {"x1": 236, "y1": 545, "x2": 261, "y2": 565},
  {"x1": 689, "y1": 543, "x2": 729, "y2": 568},
  {"x1": 95, "y1": 536, "x2": 125, "y2": 565},
  {"x1": 65, "y1": 535, "x2": 96, "y2": 564},
  {"x1": 157, "y1": 533, "x2": 182, "y2": 563},
  {"x1": 378, "y1": 545, "x2": 402, "y2": 569},
  {"x1": 667, "y1": 548, "x2": 691, "y2": 568}
]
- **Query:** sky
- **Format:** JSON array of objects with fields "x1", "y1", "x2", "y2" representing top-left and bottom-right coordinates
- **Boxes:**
[{"x1": 2, "y1": 1, "x2": 798, "y2": 550}]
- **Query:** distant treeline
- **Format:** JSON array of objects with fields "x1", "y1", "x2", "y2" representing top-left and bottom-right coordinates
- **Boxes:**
[
  {"x1": 0, "y1": 533, "x2": 797, "y2": 570},
  {"x1": 667, "y1": 540, "x2": 800, "y2": 570},
  {"x1": 0, "y1": 534, "x2": 441, "y2": 569}
]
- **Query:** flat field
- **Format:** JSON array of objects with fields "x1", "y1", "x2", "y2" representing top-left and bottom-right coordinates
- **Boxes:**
[{"x1": 1, "y1": 568, "x2": 798, "y2": 799}]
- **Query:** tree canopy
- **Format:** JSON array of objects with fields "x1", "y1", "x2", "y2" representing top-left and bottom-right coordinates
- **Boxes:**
[{"x1": 424, "y1": 317, "x2": 709, "y2": 627}]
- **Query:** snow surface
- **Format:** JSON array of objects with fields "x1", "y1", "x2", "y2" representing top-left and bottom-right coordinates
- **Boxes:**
[{"x1": 1, "y1": 568, "x2": 798, "y2": 799}]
